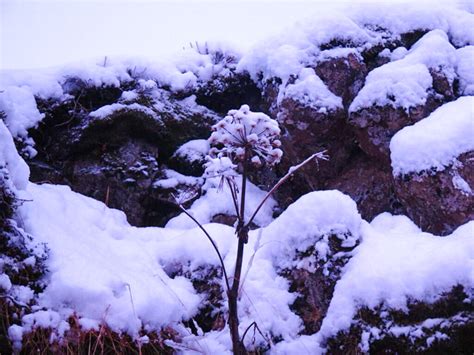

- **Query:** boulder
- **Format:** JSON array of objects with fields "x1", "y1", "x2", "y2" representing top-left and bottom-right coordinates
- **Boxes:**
[
  {"x1": 314, "y1": 52, "x2": 368, "y2": 108},
  {"x1": 393, "y1": 151, "x2": 474, "y2": 235},
  {"x1": 348, "y1": 95, "x2": 445, "y2": 165}
]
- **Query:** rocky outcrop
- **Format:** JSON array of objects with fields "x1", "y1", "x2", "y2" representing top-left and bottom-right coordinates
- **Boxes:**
[
  {"x1": 394, "y1": 151, "x2": 474, "y2": 235},
  {"x1": 29, "y1": 83, "x2": 216, "y2": 226},
  {"x1": 325, "y1": 285, "x2": 474, "y2": 354}
]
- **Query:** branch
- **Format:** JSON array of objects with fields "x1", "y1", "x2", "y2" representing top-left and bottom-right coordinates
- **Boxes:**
[
  {"x1": 174, "y1": 200, "x2": 231, "y2": 293},
  {"x1": 245, "y1": 151, "x2": 328, "y2": 229}
]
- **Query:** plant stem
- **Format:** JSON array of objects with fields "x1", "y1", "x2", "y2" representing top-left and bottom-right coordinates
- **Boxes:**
[{"x1": 228, "y1": 151, "x2": 249, "y2": 354}]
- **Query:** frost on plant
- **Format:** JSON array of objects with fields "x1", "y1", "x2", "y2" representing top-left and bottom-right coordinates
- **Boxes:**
[{"x1": 208, "y1": 104, "x2": 283, "y2": 167}]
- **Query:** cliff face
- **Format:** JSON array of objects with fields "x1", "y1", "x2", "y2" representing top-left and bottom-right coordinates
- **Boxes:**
[{"x1": 1, "y1": 4, "x2": 473, "y2": 353}]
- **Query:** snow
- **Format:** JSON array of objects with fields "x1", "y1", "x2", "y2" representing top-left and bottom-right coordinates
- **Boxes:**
[
  {"x1": 452, "y1": 173, "x2": 472, "y2": 196},
  {"x1": 0, "y1": 274, "x2": 12, "y2": 292},
  {"x1": 262, "y1": 190, "x2": 362, "y2": 270},
  {"x1": 456, "y1": 46, "x2": 474, "y2": 95},
  {"x1": 0, "y1": 86, "x2": 45, "y2": 137},
  {"x1": 281, "y1": 68, "x2": 343, "y2": 111},
  {"x1": 89, "y1": 102, "x2": 158, "y2": 120},
  {"x1": 173, "y1": 139, "x2": 210, "y2": 165},
  {"x1": 0, "y1": 120, "x2": 30, "y2": 190},
  {"x1": 238, "y1": 3, "x2": 473, "y2": 84},
  {"x1": 350, "y1": 30, "x2": 457, "y2": 112},
  {"x1": 152, "y1": 169, "x2": 201, "y2": 190},
  {"x1": 390, "y1": 96, "x2": 474, "y2": 175},
  {"x1": 166, "y1": 174, "x2": 276, "y2": 229},
  {"x1": 17, "y1": 183, "x2": 215, "y2": 336},
  {"x1": 317, "y1": 213, "x2": 474, "y2": 340}
]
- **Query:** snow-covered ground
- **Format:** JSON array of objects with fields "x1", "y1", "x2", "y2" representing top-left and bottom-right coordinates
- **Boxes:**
[{"x1": 1, "y1": 1, "x2": 473, "y2": 353}]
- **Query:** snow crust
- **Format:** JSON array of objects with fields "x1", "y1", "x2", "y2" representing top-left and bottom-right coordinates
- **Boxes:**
[{"x1": 390, "y1": 96, "x2": 474, "y2": 175}]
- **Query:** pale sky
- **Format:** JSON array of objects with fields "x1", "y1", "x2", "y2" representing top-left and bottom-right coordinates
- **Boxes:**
[{"x1": 0, "y1": 0, "x2": 465, "y2": 70}]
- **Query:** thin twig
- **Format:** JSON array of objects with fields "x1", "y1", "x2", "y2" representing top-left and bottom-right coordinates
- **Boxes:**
[
  {"x1": 227, "y1": 178, "x2": 241, "y2": 220},
  {"x1": 173, "y1": 199, "x2": 231, "y2": 293},
  {"x1": 245, "y1": 151, "x2": 328, "y2": 229},
  {"x1": 240, "y1": 321, "x2": 270, "y2": 347}
]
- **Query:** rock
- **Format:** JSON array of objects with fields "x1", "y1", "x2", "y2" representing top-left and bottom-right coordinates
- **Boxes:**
[
  {"x1": 393, "y1": 151, "x2": 474, "y2": 235},
  {"x1": 273, "y1": 98, "x2": 356, "y2": 207},
  {"x1": 28, "y1": 84, "x2": 217, "y2": 227},
  {"x1": 348, "y1": 95, "x2": 445, "y2": 165},
  {"x1": 282, "y1": 233, "x2": 359, "y2": 334},
  {"x1": 348, "y1": 66, "x2": 455, "y2": 165},
  {"x1": 195, "y1": 72, "x2": 263, "y2": 115},
  {"x1": 326, "y1": 150, "x2": 404, "y2": 221},
  {"x1": 325, "y1": 285, "x2": 474, "y2": 354},
  {"x1": 314, "y1": 53, "x2": 368, "y2": 108}
]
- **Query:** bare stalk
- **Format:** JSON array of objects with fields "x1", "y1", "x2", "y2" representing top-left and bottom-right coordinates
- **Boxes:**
[
  {"x1": 175, "y1": 203, "x2": 231, "y2": 293},
  {"x1": 228, "y1": 150, "x2": 250, "y2": 355}
]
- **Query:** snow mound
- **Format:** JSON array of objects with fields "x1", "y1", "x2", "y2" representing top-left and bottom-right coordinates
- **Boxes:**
[
  {"x1": 456, "y1": 46, "x2": 474, "y2": 95},
  {"x1": 0, "y1": 120, "x2": 30, "y2": 190},
  {"x1": 173, "y1": 139, "x2": 210, "y2": 164},
  {"x1": 390, "y1": 96, "x2": 474, "y2": 176},
  {"x1": 238, "y1": 3, "x2": 473, "y2": 83},
  {"x1": 17, "y1": 183, "x2": 236, "y2": 336},
  {"x1": 350, "y1": 30, "x2": 457, "y2": 112},
  {"x1": 262, "y1": 190, "x2": 362, "y2": 269},
  {"x1": 318, "y1": 213, "x2": 474, "y2": 339},
  {"x1": 281, "y1": 68, "x2": 343, "y2": 111}
]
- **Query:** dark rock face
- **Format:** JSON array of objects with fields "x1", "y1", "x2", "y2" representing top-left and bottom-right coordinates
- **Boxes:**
[
  {"x1": 29, "y1": 87, "x2": 216, "y2": 227},
  {"x1": 276, "y1": 99, "x2": 355, "y2": 189},
  {"x1": 195, "y1": 72, "x2": 263, "y2": 115},
  {"x1": 394, "y1": 152, "x2": 474, "y2": 235},
  {"x1": 327, "y1": 151, "x2": 404, "y2": 221}
]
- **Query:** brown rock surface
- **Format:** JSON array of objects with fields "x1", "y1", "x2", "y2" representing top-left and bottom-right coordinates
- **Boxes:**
[{"x1": 393, "y1": 151, "x2": 474, "y2": 235}]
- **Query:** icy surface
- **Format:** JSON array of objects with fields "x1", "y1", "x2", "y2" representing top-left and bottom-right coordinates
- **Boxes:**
[{"x1": 390, "y1": 96, "x2": 474, "y2": 175}]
